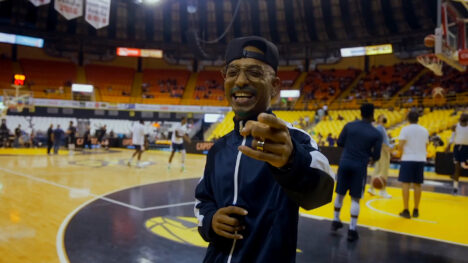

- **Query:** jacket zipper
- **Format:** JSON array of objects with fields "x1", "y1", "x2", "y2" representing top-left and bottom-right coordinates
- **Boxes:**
[{"x1": 227, "y1": 121, "x2": 246, "y2": 263}]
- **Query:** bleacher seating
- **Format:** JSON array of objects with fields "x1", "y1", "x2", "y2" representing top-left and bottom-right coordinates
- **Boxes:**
[
  {"x1": 338, "y1": 63, "x2": 422, "y2": 109},
  {"x1": 85, "y1": 64, "x2": 135, "y2": 103},
  {"x1": 141, "y1": 69, "x2": 190, "y2": 104},
  {"x1": 0, "y1": 58, "x2": 12, "y2": 90},
  {"x1": 278, "y1": 70, "x2": 301, "y2": 89},
  {"x1": 399, "y1": 66, "x2": 468, "y2": 107},
  {"x1": 192, "y1": 70, "x2": 226, "y2": 106},
  {"x1": 20, "y1": 58, "x2": 77, "y2": 100},
  {"x1": 297, "y1": 68, "x2": 361, "y2": 110}
]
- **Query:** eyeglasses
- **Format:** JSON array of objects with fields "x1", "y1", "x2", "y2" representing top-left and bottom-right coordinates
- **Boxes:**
[{"x1": 222, "y1": 65, "x2": 271, "y2": 82}]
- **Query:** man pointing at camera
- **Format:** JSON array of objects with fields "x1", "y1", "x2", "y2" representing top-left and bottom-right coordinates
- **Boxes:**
[{"x1": 194, "y1": 36, "x2": 335, "y2": 263}]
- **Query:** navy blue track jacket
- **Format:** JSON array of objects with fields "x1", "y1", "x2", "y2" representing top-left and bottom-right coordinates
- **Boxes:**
[{"x1": 194, "y1": 112, "x2": 335, "y2": 263}]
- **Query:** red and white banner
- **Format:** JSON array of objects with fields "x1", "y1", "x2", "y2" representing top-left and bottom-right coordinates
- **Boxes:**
[
  {"x1": 85, "y1": 0, "x2": 111, "y2": 29},
  {"x1": 54, "y1": 0, "x2": 83, "y2": 20},
  {"x1": 29, "y1": 0, "x2": 51, "y2": 7},
  {"x1": 459, "y1": 49, "x2": 468, "y2": 66}
]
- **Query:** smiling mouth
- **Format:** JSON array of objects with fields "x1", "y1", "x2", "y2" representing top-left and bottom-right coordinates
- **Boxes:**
[{"x1": 232, "y1": 92, "x2": 256, "y2": 104}]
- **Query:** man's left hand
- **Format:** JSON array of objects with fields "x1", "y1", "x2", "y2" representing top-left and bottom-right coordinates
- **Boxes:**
[{"x1": 238, "y1": 113, "x2": 293, "y2": 168}]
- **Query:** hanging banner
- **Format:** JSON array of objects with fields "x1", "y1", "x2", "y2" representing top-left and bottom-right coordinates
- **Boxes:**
[
  {"x1": 54, "y1": 0, "x2": 83, "y2": 20},
  {"x1": 29, "y1": 0, "x2": 51, "y2": 7},
  {"x1": 85, "y1": 0, "x2": 111, "y2": 29}
]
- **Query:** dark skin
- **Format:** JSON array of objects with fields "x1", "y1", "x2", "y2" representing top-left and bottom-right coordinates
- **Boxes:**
[{"x1": 212, "y1": 49, "x2": 294, "y2": 240}]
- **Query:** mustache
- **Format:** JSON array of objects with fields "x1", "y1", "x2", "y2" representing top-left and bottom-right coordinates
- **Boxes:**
[{"x1": 230, "y1": 85, "x2": 258, "y2": 96}]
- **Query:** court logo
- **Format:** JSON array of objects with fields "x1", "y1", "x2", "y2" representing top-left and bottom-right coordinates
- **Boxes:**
[
  {"x1": 145, "y1": 216, "x2": 208, "y2": 247},
  {"x1": 144, "y1": 216, "x2": 302, "y2": 253}
]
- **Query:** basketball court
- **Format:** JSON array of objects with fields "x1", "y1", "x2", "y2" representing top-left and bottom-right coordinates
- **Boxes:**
[
  {"x1": 1, "y1": 148, "x2": 467, "y2": 262},
  {"x1": 1, "y1": 0, "x2": 468, "y2": 262}
]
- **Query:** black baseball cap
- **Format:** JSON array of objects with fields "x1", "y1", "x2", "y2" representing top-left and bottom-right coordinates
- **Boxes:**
[{"x1": 225, "y1": 36, "x2": 279, "y2": 72}]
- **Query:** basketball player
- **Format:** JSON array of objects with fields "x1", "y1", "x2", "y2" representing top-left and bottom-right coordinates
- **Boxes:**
[
  {"x1": 67, "y1": 121, "x2": 76, "y2": 155},
  {"x1": 194, "y1": 36, "x2": 334, "y2": 262},
  {"x1": 368, "y1": 114, "x2": 392, "y2": 198},
  {"x1": 128, "y1": 120, "x2": 145, "y2": 168},
  {"x1": 398, "y1": 110, "x2": 429, "y2": 218},
  {"x1": 167, "y1": 117, "x2": 190, "y2": 172},
  {"x1": 46, "y1": 124, "x2": 54, "y2": 154},
  {"x1": 332, "y1": 103, "x2": 382, "y2": 242},
  {"x1": 446, "y1": 113, "x2": 468, "y2": 194}
]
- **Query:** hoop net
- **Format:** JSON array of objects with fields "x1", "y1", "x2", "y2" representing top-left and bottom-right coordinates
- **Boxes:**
[
  {"x1": 417, "y1": 54, "x2": 444, "y2": 76},
  {"x1": 2, "y1": 89, "x2": 33, "y2": 116}
]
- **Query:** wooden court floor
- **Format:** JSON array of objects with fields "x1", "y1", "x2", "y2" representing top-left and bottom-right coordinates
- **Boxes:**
[{"x1": 0, "y1": 148, "x2": 467, "y2": 263}]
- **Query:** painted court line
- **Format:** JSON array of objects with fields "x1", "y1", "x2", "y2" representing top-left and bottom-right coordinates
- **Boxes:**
[
  {"x1": 141, "y1": 201, "x2": 196, "y2": 211},
  {"x1": 365, "y1": 198, "x2": 437, "y2": 224},
  {"x1": 299, "y1": 213, "x2": 468, "y2": 248},
  {"x1": 0, "y1": 167, "x2": 142, "y2": 211}
]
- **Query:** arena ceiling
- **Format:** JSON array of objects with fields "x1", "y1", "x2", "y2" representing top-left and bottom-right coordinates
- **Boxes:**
[{"x1": 0, "y1": 0, "x2": 443, "y2": 60}]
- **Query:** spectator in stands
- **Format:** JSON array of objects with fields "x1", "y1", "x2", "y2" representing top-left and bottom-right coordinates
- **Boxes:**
[
  {"x1": 1, "y1": 119, "x2": 9, "y2": 148},
  {"x1": 429, "y1": 132, "x2": 444, "y2": 148},
  {"x1": 53, "y1": 125, "x2": 64, "y2": 154},
  {"x1": 14, "y1": 125, "x2": 21, "y2": 148},
  {"x1": 326, "y1": 133, "x2": 335, "y2": 146},
  {"x1": 337, "y1": 114, "x2": 344, "y2": 121},
  {"x1": 397, "y1": 111, "x2": 429, "y2": 218},
  {"x1": 46, "y1": 124, "x2": 54, "y2": 154},
  {"x1": 317, "y1": 133, "x2": 325, "y2": 147}
]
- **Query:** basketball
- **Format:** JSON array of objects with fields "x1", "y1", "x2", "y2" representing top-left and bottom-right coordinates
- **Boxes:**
[
  {"x1": 424, "y1": 34, "x2": 435, "y2": 48},
  {"x1": 372, "y1": 176, "x2": 386, "y2": 190}
]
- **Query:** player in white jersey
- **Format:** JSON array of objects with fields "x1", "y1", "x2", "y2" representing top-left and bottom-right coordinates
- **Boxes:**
[
  {"x1": 168, "y1": 117, "x2": 191, "y2": 172},
  {"x1": 446, "y1": 113, "x2": 468, "y2": 194},
  {"x1": 128, "y1": 120, "x2": 145, "y2": 168}
]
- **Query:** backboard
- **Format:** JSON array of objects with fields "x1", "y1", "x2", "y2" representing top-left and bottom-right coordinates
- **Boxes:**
[{"x1": 435, "y1": 0, "x2": 468, "y2": 71}]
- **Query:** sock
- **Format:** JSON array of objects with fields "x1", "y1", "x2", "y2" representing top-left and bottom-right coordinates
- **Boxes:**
[
  {"x1": 350, "y1": 198, "x2": 360, "y2": 230},
  {"x1": 454, "y1": 181, "x2": 459, "y2": 189},
  {"x1": 181, "y1": 150, "x2": 186, "y2": 166},
  {"x1": 350, "y1": 216, "x2": 358, "y2": 231},
  {"x1": 334, "y1": 194, "x2": 344, "y2": 222}
]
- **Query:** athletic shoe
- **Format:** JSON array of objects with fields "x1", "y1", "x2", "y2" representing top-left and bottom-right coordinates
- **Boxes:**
[
  {"x1": 347, "y1": 229, "x2": 359, "y2": 242},
  {"x1": 367, "y1": 188, "x2": 376, "y2": 196},
  {"x1": 180, "y1": 166, "x2": 185, "y2": 172},
  {"x1": 399, "y1": 209, "x2": 411, "y2": 219},
  {"x1": 331, "y1": 220, "x2": 343, "y2": 232},
  {"x1": 412, "y1": 209, "x2": 419, "y2": 218},
  {"x1": 127, "y1": 161, "x2": 131, "y2": 167},
  {"x1": 167, "y1": 164, "x2": 171, "y2": 171},
  {"x1": 453, "y1": 188, "x2": 458, "y2": 195},
  {"x1": 379, "y1": 190, "x2": 392, "y2": 199}
]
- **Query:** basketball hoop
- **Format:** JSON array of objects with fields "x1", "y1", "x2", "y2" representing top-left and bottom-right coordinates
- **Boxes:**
[{"x1": 417, "y1": 54, "x2": 444, "y2": 76}]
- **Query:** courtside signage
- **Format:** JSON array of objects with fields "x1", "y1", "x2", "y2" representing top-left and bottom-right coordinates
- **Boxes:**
[
  {"x1": 117, "y1": 47, "x2": 163, "y2": 58},
  {"x1": 341, "y1": 44, "x2": 393, "y2": 57}
]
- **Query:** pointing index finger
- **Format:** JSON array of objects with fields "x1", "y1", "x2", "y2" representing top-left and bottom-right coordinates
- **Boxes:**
[{"x1": 258, "y1": 113, "x2": 287, "y2": 130}]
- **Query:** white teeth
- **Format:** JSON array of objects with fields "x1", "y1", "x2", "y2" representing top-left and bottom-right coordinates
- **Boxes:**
[{"x1": 234, "y1": 92, "x2": 252, "y2": 97}]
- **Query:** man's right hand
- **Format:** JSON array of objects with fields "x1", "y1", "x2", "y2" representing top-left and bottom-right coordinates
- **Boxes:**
[{"x1": 212, "y1": 206, "x2": 248, "y2": 240}]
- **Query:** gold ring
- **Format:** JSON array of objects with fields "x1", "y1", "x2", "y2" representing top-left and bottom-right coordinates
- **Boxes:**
[{"x1": 256, "y1": 140, "x2": 265, "y2": 152}]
